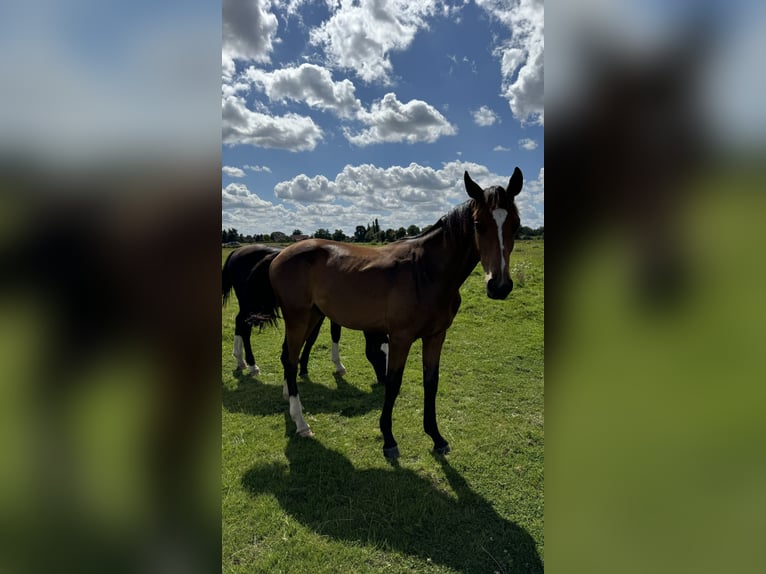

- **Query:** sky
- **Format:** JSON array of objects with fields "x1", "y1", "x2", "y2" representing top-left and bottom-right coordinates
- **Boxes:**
[{"x1": 222, "y1": 0, "x2": 545, "y2": 236}]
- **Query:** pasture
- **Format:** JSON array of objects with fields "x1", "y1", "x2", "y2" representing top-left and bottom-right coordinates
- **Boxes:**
[{"x1": 221, "y1": 241, "x2": 544, "y2": 573}]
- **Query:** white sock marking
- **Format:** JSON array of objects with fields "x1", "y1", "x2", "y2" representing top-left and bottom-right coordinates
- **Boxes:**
[
  {"x1": 380, "y1": 342, "x2": 389, "y2": 375},
  {"x1": 233, "y1": 335, "x2": 246, "y2": 368},
  {"x1": 331, "y1": 341, "x2": 346, "y2": 374},
  {"x1": 289, "y1": 395, "x2": 311, "y2": 434},
  {"x1": 492, "y1": 208, "x2": 508, "y2": 274}
]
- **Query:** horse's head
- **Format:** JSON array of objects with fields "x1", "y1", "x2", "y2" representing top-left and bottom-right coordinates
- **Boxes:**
[{"x1": 464, "y1": 168, "x2": 523, "y2": 300}]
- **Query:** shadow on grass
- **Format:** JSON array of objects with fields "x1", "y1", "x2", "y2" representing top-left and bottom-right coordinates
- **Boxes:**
[
  {"x1": 222, "y1": 371, "x2": 383, "y2": 419},
  {"x1": 242, "y1": 437, "x2": 543, "y2": 573}
]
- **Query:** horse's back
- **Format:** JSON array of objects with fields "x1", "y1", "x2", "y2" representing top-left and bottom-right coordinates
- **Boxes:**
[{"x1": 271, "y1": 239, "x2": 409, "y2": 331}]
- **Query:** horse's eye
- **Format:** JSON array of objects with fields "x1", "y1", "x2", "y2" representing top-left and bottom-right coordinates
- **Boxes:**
[{"x1": 474, "y1": 221, "x2": 486, "y2": 234}]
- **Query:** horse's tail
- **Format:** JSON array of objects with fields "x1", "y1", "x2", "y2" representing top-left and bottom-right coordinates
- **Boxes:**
[
  {"x1": 222, "y1": 249, "x2": 236, "y2": 308},
  {"x1": 245, "y1": 251, "x2": 280, "y2": 329}
]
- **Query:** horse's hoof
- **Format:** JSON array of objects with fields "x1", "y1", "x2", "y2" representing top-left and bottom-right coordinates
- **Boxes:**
[
  {"x1": 299, "y1": 370, "x2": 309, "y2": 379},
  {"x1": 297, "y1": 428, "x2": 314, "y2": 438},
  {"x1": 433, "y1": 443, "x2": 451, "y2": 456},
  {"x1": 383, "y1": 445, "x2": 400, "y2": 459},
  {"x1": 335, "y1": 366, "x2": 347, "y2": 376},
  {"x1": 248, "y1": 365, "x2": 260, "y2": 376}
]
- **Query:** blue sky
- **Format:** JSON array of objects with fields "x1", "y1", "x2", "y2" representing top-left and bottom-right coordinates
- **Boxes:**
[{"x1": 222, "y1": 0, "x2": 544, "y2": 236}]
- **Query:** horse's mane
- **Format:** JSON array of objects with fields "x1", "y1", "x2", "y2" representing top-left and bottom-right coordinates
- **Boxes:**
[
  {"x1": 396, "y1": 187, "x2": 519, "y2": 244},
  {"x1": 396, "y1": 200, "x2": 475, "y2": 243}
]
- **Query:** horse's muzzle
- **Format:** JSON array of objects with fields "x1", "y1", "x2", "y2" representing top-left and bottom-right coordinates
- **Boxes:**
[{"x1": 486, "y1": 276, "x2": 513, "y2": 300}]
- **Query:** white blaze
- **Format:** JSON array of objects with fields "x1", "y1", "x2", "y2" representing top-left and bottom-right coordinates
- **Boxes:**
[{"x1": 492, "y1": 208, "x2": 508, "y2": 274}]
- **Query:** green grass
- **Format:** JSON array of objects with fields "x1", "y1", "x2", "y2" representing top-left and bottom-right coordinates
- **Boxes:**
[{"x1": 222, "y1": 241, "x2": 544, "y2": 573}]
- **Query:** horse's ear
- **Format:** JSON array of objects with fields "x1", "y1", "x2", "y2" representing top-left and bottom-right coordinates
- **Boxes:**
[
  {"x1": 464, "y1": 171, "x2": 484, "y2": 202},
  {"x1": 508, "y1": 167, "x2": 523, "y2": 197}
]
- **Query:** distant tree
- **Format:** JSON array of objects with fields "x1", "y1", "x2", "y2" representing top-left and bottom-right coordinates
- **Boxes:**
[
  {"x1": 222, "y1": 227, "x2": 241, "y2": 243},
  {"x1": 292, "y1": 229, "x2": 303, "y2": 236},
  {"x1": 314, "y1": 228, "x2": 332, "y2": 240},
  {"x1": 384, "y1": 228, "x2": 397, "y2": 242},
  {"x1": 516, "y1": 225, "x2": 544, "y2": 240},
  {"x1": 420, "y1": 224, "x2": 433, "y2": 235},
  {"x1": 406, "y1": 224, "x2": 420, "y2": 236},
  {"x1": 354, "y1": 225, "x2": 367, "y2": 242},
  {"x1": 332, "y1": 229, "x2": 347, "y2": 242},
  {"x1": 395, "y1": 227, "x2": 407, "y2": 239},
  {"x1": 270, "y1": 231, "x2": 289, "y2": 243}
]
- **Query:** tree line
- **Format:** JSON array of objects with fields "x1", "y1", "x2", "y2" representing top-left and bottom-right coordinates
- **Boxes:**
[{"x1": 223, "y1": 219, "x2": 543, "y2": 245}]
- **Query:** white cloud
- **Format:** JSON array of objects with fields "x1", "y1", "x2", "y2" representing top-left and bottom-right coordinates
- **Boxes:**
[
  {"x1": 222, "y1": 95, "x2": 323, "y2": 151},
  {"x1": 222, "y1": 0, "x2": 279, "y2": 64},
  {"x1": 477, "y1": 0, "x2": 544, "y2": 125},
  {"x1": 244, "y1": 164, "x2": 272, "y2": 173},
  {"x1": 494, "y1": 145, "x2": 511, "y2": 152},
  {"x1": 345, "y1": 93, "x2": 457, "y2": 146},
  {"x1": 472, "y1": 105, "x2": 499, "y2": 126},
  {"x1": 274, "y1": 174, "x2": 337, "y2": 203},
  {"x1": 309, "y1": 0, "x2": 437, "y2": 84},
  {"x1": 518, "y1": 137, "x2": 538, "y2": 150},
  {"x1": 244, "y1": 63, "x2": 363, "y2": 118},
  {"x1": 223, "y1": 165, "x2": 246, "y2": 177},
  {"x1": 223, "y1": 160, "x2": 543, "y2": 234},
  {"x1": 222, "y1": 182, "x2": 276, "y2": 209},
  {"x1": 514, "y1": 166, "x2": 544, "y2": 228}
]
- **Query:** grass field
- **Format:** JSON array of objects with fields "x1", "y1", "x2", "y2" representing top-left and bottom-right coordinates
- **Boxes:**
[{"x1": 221, "y1": 241, "x2": 544, "y2": 573}]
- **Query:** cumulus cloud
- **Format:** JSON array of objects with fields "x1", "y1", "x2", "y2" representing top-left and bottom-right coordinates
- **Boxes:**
[
  {"x1": 222, "y1": 95, "x2": 323, "y2": 151},
  {"x1": 494, "y1": 145, "x2": 511, "y2": 152},
  {"x1": 244, "y1": 63, "x2": 363, "y2": 118},
  {"x1": 222, "y1": 166, "x2": 246, "y2": 177},
  {"x1": 309, "y1": 0, "x2": 437, "y2": 84},
  {"x1": 222, "y1": 0, "x2": 279, "y2": 64},
  {"x1": 274, "y1": 174, "x2": 336, "y2": 203},
  {"x1": 222, "y1": 182, "x2": 276, "y2": 209},
  {"x1": 472, "y1": 105, "x2": 499, "y2": 126},
  {"x1": 477, "y1": 0, "x2": 544, "y2": 125},
  {"x1": 514, "y1": 166, "x2": 544, "y2": 228},
  {"x1": 274, "y1": 160, "x2": 503, "y2": 220},
  {"x1": 223, "y1": 160, "x2": 543, "y2": 234},
  {"x1": 518, "y1": 137, "x2": 538, "y2": 150},
  {"x1": 345, "y1": 93, "x2": 457, "y2": 146}
]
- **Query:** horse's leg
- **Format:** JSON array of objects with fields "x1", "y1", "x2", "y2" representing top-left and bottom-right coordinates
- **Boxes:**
[
  {"x1": 422, "y1": 330, "x2": 450, "y2": 454},
  {"x1": 330, "y1": 321, "x2": 346, "y2": 375},
  {"x1": 281, "y1": 308, "x2": 324, "y2": 437},
  {"x1": 364, "y1": 332, "x2": 389, "y2": 385},
  {"x1": 232, "y1": 311, "x2": 249, "y2": 371},
  {"x1": 239, "y1": 318, "x2": 261, "y2": 376},
  {"x1": 379, "y1": 337, "x2": 413, "y2": 459},
  {"x1": 299, "y1": 314, "x2": 325, "y2": 378}
]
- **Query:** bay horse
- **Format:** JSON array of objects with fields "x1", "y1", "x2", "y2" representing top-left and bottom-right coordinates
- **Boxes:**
[
  {"x1": 249, "y1": 169, "x2": 523, "y2": 458},
  {"x1": 222, "y1": 244, "x2": 389, "y2": 382}
]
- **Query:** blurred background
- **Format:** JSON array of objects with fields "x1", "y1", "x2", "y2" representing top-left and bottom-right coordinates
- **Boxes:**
[
  {"x1": 0, "y1": 1, "x2": 221, "y2": 572},
  {"x1": 546, "y1": 0, "x2": 766, "y2": 573}
]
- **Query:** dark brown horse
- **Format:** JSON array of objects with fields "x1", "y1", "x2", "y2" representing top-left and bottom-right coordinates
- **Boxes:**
[
  {"x1": 223, "y1": 244, "x2": 389, "y2": 382},
  {"x1": 249, "y1": 169, "x2": 523, "y2": 458}
]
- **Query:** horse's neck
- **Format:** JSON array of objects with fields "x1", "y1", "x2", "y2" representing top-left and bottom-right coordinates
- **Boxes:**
[{"x1": 419, "y1": 225, "x2": 479, "y2": 293}]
